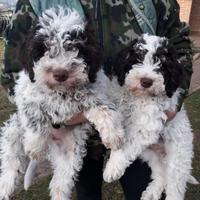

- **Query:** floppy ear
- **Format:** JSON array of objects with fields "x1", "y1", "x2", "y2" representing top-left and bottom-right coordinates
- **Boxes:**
[
  {"x1": 19, "y1": 23, "x2": 48, "y2": 82},
  {"x1": 76, "y1": 25, "x2": 103, "y2": 83},
  {"x1": 158, "y1": 43, "x2": 184, "y2": 97},
  {"x1": 113, "y1": 39, "x2": 138, "y2": 86}
]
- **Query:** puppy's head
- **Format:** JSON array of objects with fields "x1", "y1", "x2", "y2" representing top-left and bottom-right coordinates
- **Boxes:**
[
  {"x1": 113, "y1": 34, "x2": 184, "y2": 97},
  {"x1": 24, "y1": 7, "x2": 102, "y2": 92}
]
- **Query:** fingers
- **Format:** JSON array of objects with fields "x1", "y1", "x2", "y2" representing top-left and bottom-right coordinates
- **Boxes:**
[
  {"x1": 64, "y1": 112, "x2": 88, "y2": 126},
  {"x1": 164, "y1": 110, "x2": 177, "y2": 122}
]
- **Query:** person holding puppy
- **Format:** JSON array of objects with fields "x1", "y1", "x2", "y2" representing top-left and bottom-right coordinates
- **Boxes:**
[{"x1": 0, "y1": 0, "x2": 193, "y2": 199}]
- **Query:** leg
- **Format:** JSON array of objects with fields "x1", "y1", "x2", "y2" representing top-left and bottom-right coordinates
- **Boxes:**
[
  {"x1": 104, "y1": 133, "x2": 160, "y2": 183},
  {"x1": 23, "y1": 129, "x2": 49, "y2": 160},
  {"x1": 140, "y1": 150, "x2": 166, "y2": 200},
  {"x1": 0, "y1": 114, "x2": 27, "y2": 200},
  {"x1": 75, "y1": 154, "x2": 104, "y2": 200},
  {"x1": 103, "y1": 148, "x2": 131, "y2": 183},
  {"x1": 164, "y1": 110, "x2": 193, "y2": 200},
  {"x1": 49, "y1": 127, "x2": 88, "y2": 200},
  {"x1": 164, "y1": 141, "x2": 192, "y2": 200},
  {"x1": 84, "y1": 106, "x2": 125, "y2": 150},
  {"x1": 75, "y1": 132, "x2": 106, "y2": 200},
  {"x1": 20, "y1": 103, "x2": 50, "y2": 160}
]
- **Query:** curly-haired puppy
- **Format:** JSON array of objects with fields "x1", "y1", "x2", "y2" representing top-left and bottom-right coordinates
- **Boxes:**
[
  {"x1": 0, "y1": 7, "x2": 125, "y2": 200},
  {"x1": 103, "y1": 34, "x2": 198, "y2": 200}
]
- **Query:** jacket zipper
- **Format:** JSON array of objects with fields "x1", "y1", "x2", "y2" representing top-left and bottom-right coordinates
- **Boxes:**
[{"x1": 127, "y1": 0, "x2": 156, "y2": 35}]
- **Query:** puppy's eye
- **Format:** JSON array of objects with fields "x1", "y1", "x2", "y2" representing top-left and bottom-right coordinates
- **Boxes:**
[
  {"x1": 153, "y1": 68, "x2": 162, "y2": 74},
  {"x1": 159, "y1": 55, "x2": 167, "y2": 62},
  {"x1": 71, "y1": 62, "x2": 78, "y2": 68},
  {"x1": 153, "y1": 56, "x2": 160, "y2": 63},
  {"x1": 154, "y1": 54, "x2": 166, "y2": 63},
  {"x1": 64, "y1": 43, "x2": 73, "y2": 51},
  {"x1": 163, "y1": 48, "x2": 168, "y2": 53}
]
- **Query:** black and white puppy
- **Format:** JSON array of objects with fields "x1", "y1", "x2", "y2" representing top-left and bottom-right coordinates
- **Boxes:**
[
  {"x1": 0, "y1": 7, "x2": 125, "y2": 200},
  {"x1": 103, "y1": 34, "x2": 197, "y2": 200}
]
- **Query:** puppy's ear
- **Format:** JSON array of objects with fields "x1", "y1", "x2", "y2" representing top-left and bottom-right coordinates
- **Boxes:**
[
  {"x1": 20, "y1": 23, "x2": 48, "y2": 82},
  {"x1": 30, "y1": 33, "x2": 48, "y2": 62},
  {"x1": 76, "y1": 25, "x2": 103, "y2": 83},
  {"x1": 158, "y1": 42, "x2": 184, "y2": 97},
  {"x1": 113, "y1": 39, "x2": 138, "y2": 86}
]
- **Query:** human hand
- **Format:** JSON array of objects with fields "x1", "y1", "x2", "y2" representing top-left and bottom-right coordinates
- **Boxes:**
[
  {"x1": 52, "y1": 113, "x2": 88, "y2": 144},
  {"x1": 149, "y1": 143, "x2": 166, "y2": 157},
  {"x1": 64, "y1": 112, "x2": 88, "y2": 126},
  {"x1": 52, "y1": 126, "x2": 73, "y2": 144},
  {"x1": 164, "y1": 109, "x2": 177, "y2": 122}
]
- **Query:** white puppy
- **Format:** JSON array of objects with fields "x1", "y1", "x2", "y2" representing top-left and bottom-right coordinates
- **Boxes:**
[
  {"x1": 0, "y1": 7, "x2": 124, "y2": 200},
  {"x1": 103, "y1": 34, "x2": 198, "y2": 200}
]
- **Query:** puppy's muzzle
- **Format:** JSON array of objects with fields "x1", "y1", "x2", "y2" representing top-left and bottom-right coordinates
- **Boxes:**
[
  {"x1": 53, "y1": 69, "x2": 69, "y2": 82},
  {"x1": 140, "y1": 77, "x2": 153, "y2": 88}
]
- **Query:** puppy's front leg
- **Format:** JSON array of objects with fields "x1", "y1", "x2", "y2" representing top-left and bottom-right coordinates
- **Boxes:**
[
  {"x1": 104, "y1": 128, "x2": 161, "y2": 183},
  {"x1": 20, "y1": 103, "x2": 51, "y2": 160},
  {"x1": 0, "y1": 114, "x2": 27, "y2": 200},
  {"x1": 164, "y1": 111, "x2": 194, "y2": 200},
  {"x1": 23, "y1": 129, "x2": 50, "y2": 160},
  {"x1": 48, "y1": 126, "x2": 88, "y2": 200},
  {"x1": 84, "y1": 106, "x2": 125, "y2": 150},
  {"x1": 140, "y1": 149, "x2": 166, "y2": 200}
]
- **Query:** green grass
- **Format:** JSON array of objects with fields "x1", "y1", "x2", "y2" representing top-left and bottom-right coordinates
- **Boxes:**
[
  {"x1": 185, "y1": 91, "x2": 200, "y2": 200},
  {"x1": 12, "y1": 179, "x2": 124, "y2": 200},
  {"x1": 185, "y1": 91, "x2": 200, "y2": 132},
  {"x1": 0, "y1": 90, "x2": 16, "y2": 126},
  {"x1": 0, "y1": 90, "x2": 199, "y2": 200},
  {"x1": 11, "y1": 176, "x2": 51, "y2": 200}
]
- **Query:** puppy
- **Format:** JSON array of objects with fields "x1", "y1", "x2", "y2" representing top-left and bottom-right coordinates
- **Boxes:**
[
  {"x1": 0, "y1": 7, "x2": 124, "y2": 200},
  {"x1": 103, "y1": 34, "x2": 197, "y2": 200}
]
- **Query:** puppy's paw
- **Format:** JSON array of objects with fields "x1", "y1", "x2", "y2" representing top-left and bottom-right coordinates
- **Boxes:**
[
  {"x1": 102, "y1": 132, "x2": 125, "y2": 150},
  {"x1": 103, "y1": 150, "x2": 129, "y2": 182},
  {"x1": 141, "y1": 193, "x2": 154, "y2": 200},
  {"x1": 0, "y1": 196, "x2": 9, "y2": 200},
  {"x1": 141, "y1": 180, "x2": 165, "y2": 200},
  {"x1": 85, "y1": 106, "x2": 126, "y2": 150},
  {"x1": 141, "y1": 191, "x2": 159, "y2": 200},
  {"x1": 103, "y1": 161, "x2": 125, "y2": 183},
  {"x1": 27, "y1": 150, "x2": 45, "y2": 161},
  {"x1": 101, "y1": 124, "x2": 126, "y2": 150},
  {"x1": 0, "y1": 180, "x2": 13, "y2": 200},
  {"x1": 24, "y1": 137, "x2": 47, "y2": 161},
  {"x1": 24, "y1": 144, "x2": 46, "y2": 161}
]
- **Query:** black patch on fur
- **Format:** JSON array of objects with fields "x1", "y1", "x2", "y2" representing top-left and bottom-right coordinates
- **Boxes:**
[
  {"x1": 113, "y1": 36, "x2": 184, "y2": 97},
  {"x1": 153, "y1": 40, "x2": 184, "y2": 97},
  {"x1": 21, "y1": 21, "x2": 102, "y2": 83},
  {"x1": 20, "y1": 22, "x2": 48, "y2": 82},
  {"x1": 74, "y1": 25, "x2": 103, "y2": 83},
  {"x1": 113, "y1": 38, "x2": 147, "y2": 86}
]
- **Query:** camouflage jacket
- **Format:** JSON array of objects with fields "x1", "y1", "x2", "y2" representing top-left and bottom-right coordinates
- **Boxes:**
[
  {"x1": 0, "y1": 0, "x2": 193, "y2": 157},
  {"x1": 0, "y1": 0, "x2": 193, "y2": 110}
]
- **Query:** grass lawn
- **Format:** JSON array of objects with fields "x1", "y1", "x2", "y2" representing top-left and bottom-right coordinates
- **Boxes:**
[
  {"x1": 185, "y1": 91, "x2": 200, "y2": 200},
  {"x1": 0, "y1": 89, "x2": 199, "y2": 200}
]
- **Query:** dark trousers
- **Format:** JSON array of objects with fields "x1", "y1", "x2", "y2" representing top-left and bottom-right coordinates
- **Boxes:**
[{"x1": 75, "y1": 154, "x2": 165, "y2": 200}]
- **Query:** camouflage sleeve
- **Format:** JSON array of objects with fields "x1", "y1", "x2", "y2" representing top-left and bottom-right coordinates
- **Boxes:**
[
  {"x1": 155, "y1": 0, "x2": 193, "y2": 111},
  {"x1": 0, "y1": 0, "x2": 37, "y2": 93}
]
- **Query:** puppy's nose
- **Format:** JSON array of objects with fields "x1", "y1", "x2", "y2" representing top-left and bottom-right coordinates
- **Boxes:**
[
  {"x1": 53, "y1": 69, "x2": 68, "y2": 82},
  {"x1": 140, "y1": 77, "x2": 153, "y2": 88}
]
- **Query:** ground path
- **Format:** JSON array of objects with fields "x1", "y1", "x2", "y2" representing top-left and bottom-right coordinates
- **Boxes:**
[{"x1": 190, "y1": 34, "x2": 200, "y2": 93}]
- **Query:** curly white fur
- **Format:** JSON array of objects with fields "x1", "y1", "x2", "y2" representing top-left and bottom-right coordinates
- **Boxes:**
[
  {"x1": 103, "y1": 35, "x2": 197, "y2": 200},
  {"x1": 0, "y1": 8, "x2": 124, "y2": 200}
]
